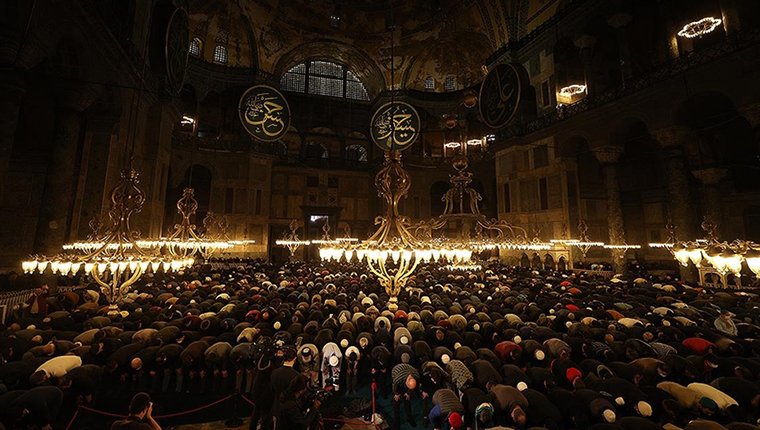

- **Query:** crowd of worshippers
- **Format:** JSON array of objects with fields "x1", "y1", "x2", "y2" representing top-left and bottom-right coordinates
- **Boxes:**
[{"x1": 1, "y1": 260, "x2": 760, "y2": 430}]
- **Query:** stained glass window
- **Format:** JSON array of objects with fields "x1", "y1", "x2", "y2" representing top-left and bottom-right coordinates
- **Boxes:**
[{"x1": 280, "y1": 61, "x2": 369, "y2": 101}]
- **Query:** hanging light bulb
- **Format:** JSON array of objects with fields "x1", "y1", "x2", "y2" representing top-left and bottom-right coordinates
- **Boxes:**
[{"x1": 745, "y1": 248, "x2": 760, "y2": 277}]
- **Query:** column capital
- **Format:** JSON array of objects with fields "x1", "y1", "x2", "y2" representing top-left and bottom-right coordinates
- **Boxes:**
[
  {"x1": 652, "y1": 126, "x2": 691, "y2": 147},
  {"x1": 691, "y1": 167, "x2": 728, "y2": 185},
  {"x1": 607, "y1": 12, "x2": 633, "y2": 29},
  {"x1": 592, "y1": 145, "x2": 624, "y2": 165}
]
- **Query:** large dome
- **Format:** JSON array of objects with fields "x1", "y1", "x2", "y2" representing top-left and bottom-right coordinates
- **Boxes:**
[{"x1": 187, "y1": 0, "x2": 522, "y2": 93}]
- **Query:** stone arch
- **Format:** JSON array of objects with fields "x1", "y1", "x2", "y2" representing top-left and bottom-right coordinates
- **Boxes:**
[
  {"x1": 674, "y1": 92, "x2": 759, "y2": 189},
  {"x1": 544, "y1": 253, "x2": 556, "y2": 270},
  {"x1": 519, "y1": 253, "x2": 530, "y2": 268},
  {"x1": 558, "y1": 256, "x2": 567, "y2": 271},
  {"x1": 531, "y1": 253, "x2": 542, "y2": 269}
]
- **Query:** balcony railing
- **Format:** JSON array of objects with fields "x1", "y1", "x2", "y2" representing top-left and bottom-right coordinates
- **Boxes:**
[{"x1": 499, "y1": 27, "x2": 760, "y2": 139}]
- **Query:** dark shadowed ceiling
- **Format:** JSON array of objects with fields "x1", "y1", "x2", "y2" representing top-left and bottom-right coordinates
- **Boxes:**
[{"x1": 188, "y1": 0, "x2": 562, "y2": 95}]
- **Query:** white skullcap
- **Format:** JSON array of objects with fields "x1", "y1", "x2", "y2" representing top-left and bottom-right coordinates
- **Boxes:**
[
  {"x1": 400, "y1": 336, "x2": 409, "y2": 345},
  {"x1": 637, "y1": 401, "x2": 652, "y2": 417},
  {"x1": 441, "y1": 354, "x2": 450, "y2": 364},
  {"x1": 513, "y1": 336, "x2": 522, "y2": 344},
  {"x1": 516, "y1": 381, "x2": 528, "y2": 391},
  {"x1": 473, "y1": 323, "x2": 480, "y2": 331},
  {"x1": 549, "y1": 309, "x2": 555, "y2": 314},
  {"x1": 565, "y1": 321, "x2": 573, "y2": 328},
  {"x1": 340, "y1": 339, "x2": 349, "y2": 349},
  {"x1": 329, "y1": 355, "x2": 339, "y2": 367},
  {"x1": 453, "y1": 342, "x2": 461, "y2": 349},
  {"x1": 274, "y1": 321, "x2": 281, "y2": 330},
  {"x1": 615, "y1": 397, "x2": 625, "y2": 406},
  {"x1": 603, "y1": 409, "x2": 616, "y2": 423},
  {"x1": 534, "y1": 350, "x2": 545, "y2": 361}
]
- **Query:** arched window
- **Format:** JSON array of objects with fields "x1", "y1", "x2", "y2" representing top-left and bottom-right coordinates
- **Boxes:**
[
  {"x1": 281, "y1": 60, "x2": 369, "y2": 101},
  {"x1": 305, "y1": 142, "x2": 329, "y2": 159},
  {"x1": 213, "y1": 45, "x2": 227, "y2": 64},
  {"x1": 189, "y1": 37, "x2": 202, "y2": 57},
  {"x1": 345, "y1": 144, "x2": 368, "y2": 163},
  {"x1": 444, "y1": 76, "x2": 458, "y2": 92},
  {"x1": 424, "y1": 76, "x2": 435, "y2": 91}
]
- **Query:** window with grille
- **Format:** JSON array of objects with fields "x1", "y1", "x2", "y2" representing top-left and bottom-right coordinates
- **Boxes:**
[
  {"x1": 189, "y1": 38, "x2": 202, "y2": 57},
  {"x1": 424, "y1": 76, "x2": 435, "y2": 91},
  {"x1": 213, "y1": 45, "x2": 227, "y2": 64},
  {"x1": 345, "y1": 144, "x2": 368, "y2": 163},
  {"x1": 444, "y1": 76, "x2": 457, "y2": 92},
  {"x1": 280, "y1": 60, "x2": 369, "y2": 101}
]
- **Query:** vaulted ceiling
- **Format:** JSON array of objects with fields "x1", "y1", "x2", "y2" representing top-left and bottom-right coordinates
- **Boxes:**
[{"x1": 188, "y1": 0, "x2": 562, "y2": 95}]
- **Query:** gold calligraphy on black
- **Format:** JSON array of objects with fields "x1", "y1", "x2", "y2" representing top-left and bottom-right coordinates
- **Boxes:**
[
  {"x1": 479, "y1": 64, "x2": 521, "y2": 129},
  {"x1": 239, "y1": 86, "x2": 290, "y2": 141},
  {"x1": 371, "y1": 102, "x2": 420, "y2": 151}
]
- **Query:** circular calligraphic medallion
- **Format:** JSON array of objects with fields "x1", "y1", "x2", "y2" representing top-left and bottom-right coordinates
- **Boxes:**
[
  {"x1": 370, "y1": 101, "x2": 421, "y2": 151},
  {"x1": 479, "y1": 63, "x2": 522, "y2": 129},
  {"x1": 239, "y1": 85, "x2": 291, "y2": 141},
  {"x1": 164, "y1": 8, "x2": 189, "y2": 95}
]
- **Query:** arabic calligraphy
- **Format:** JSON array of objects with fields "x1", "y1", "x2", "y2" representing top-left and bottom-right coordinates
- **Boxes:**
[
  {"x1": 239, "y1": 86, "x2": 290, "y2": 141},
  {"x1": 370, "y1": 102, "x2": 420, "y2": 151},
  {"x1": 479, "y1": 64, "x2": 522, "y2": 129}
]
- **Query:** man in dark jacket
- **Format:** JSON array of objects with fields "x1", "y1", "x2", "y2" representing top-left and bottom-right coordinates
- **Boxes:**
[{"x1": 111, "y1": 392, "x2": 161, "y2": 430}]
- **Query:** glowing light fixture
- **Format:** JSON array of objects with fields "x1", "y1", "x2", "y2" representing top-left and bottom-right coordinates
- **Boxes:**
[
  {"x1": 558, "y1": 84, "x2": 587, "y2": 97},
  {"x1": 677, "y1": 17, "x2": 722, "y2": 38}
]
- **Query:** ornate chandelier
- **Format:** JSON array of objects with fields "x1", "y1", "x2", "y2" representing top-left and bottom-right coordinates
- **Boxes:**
[
  {"x1": 319, "y1": 151, "x2": 472, "y2": 299},
  {"x1": 22, "y1": 169, "x2": 194, "y2": 306},
  {"x1": 276, "y1": 219, "x2": 311, "y2": 260},
  {"x1": 551, "y1": 220, "x2": 605, "y2": 258},
  {"x1": 137, "y1": 188, "x2": 233, "y2": 259},
  {"x1": 413, "y1": 153, "x2": 532, "y2": 254},
  {"x1": 670, "y1": 217, "x2": 760, "y2": 284}
]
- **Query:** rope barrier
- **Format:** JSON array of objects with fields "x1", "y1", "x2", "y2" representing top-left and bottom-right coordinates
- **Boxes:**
[
  {"x1": 64, "y1": 408, "x2": 79, "y2": 430},
  {"x1": 154, "y1": 394, "x2": 234, "y2": 419},
  {"x1": 69, "y1": 391, "x2": 381, "y2": 428},
  {"x1": 240, "y1": 393, "x2": 256, "y2": 406},
  {"x1": 75, "y1": 394, "x2": 235, "y2": 422}
]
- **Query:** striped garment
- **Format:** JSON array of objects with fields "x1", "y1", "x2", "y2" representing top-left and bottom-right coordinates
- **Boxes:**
[
  {"x1": 650, "y1": 342, "x2": 677, "y2": 358},
  {"x1": 392, "y1": 363, "x2": 420, "y2": 392},
  {"x1": 433, "y1": 388, "x2": 465, "y2": 414},
  {"x1": 447, "y1": 359, "x2": 474, "y2": 390}
]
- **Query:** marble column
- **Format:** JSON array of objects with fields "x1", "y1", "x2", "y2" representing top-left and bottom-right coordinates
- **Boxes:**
[
  {"x1": 654, "y1": 126, "x2": 694, "y2": 238},
  {"x1": 0, "y1": 70, "x2": 26, "y2": 199},
  {"x1": 654, "y1": 126, "x2": 698, "y2": 281},
  {"x1": 33, "y1": 86, "x2": 99, "y2": 255},
  {"x1": 594, "y1": 146, "x2": 626, "y2": 273},
  {"x1": 691, "y1": 167, "x2": 728, "y2": 238},
  {"x1": 607, "y1": 12, "x2": 633, "y2": 83}
]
